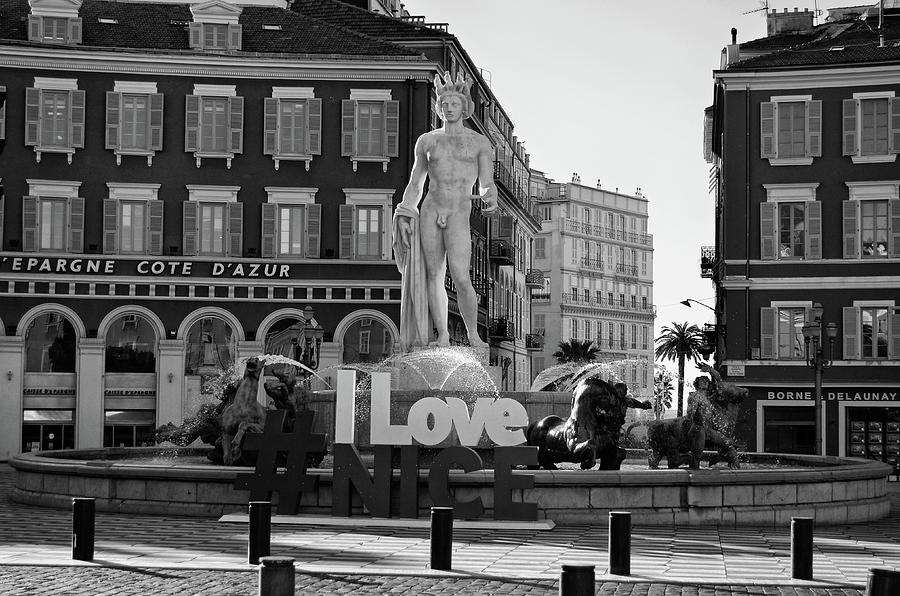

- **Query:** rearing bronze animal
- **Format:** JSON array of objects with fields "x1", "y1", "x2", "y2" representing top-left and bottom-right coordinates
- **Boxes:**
[{"x1": 526, "y1": 377, "x2": 651, "y2": 470}]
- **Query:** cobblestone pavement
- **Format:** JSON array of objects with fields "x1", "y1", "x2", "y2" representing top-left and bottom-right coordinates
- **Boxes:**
[{"x1": 1, "y1": 465, "x2": 898, "y2": 594}]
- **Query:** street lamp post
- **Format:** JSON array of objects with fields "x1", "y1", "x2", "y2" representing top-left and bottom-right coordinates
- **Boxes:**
[
  {"x1": 802, "y1": 316, "x2": 838, "y2": 456},
  {"x1": 291, "y1": 305, "x2": 325, "y2": 385},
  {"x1": 680, "y1": 298, "x2": 715, "y2": 313}
]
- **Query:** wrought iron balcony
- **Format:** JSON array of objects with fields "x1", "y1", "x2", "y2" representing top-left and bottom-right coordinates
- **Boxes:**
[
  {"x1": 525, "y1": 269, "x2": 544, "y2": 288},
  {"x1": 488, "y1": 318, "x2": 515, "y2": 341},
  {"x1": 490, "y1": 239, "x2": 515, "y2": 266},
  {"x1": 526, "y1": 333, "x2": 544, "y2": 351},
  {"x1": 580, "y1": 257, "x2": 604, "y2": 272},
  {"x1": 471, "y1": 275, "x2": 490, "y2": 297},
  {"x1": 700, "y1": 245, "x2": 717, "y2": 279},
  {"x1": 615, "y1": 263, "x2": 639, "y2": 278},
  {"x1": 531, "y1": 291, "x2": 551, "y2": 303}
]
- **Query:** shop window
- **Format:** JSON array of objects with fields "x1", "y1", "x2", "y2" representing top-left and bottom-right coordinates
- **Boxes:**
[
  {"x1": 764, "y1": 406, "x2": 814, "y2": 454},
  {"x1": 342, "y1": 317, "x2": 394, "y2": 364},
  {"x1": 24, "y1": 313, "x2": 76, "y2": 372},
  {"x1": 103, "y1": 410, "x2": 156, "y2": 447},
  {"x1": 847, "y1": 411, "x2": 900, "y2": 473},
  {"x1": 22, "y1": 409, "x2": 75, "y2": 452},
  {"x1": 185, "y1": 317, "x2": 235, "y2": 375},
  {"x1": 262, "y1": 316, "x2": 322, "y2": 377},
  {"x1": 105, "y1": 314, "x2": 157, "y2": 373}
]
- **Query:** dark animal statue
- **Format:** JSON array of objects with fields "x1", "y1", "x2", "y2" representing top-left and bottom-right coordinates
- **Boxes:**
[
  {"x1": 526, "y1": 377, "x2": 652, "y2": 470},
  {"x1": 646, "y1": 408, "x2": 740, "y2": 470},
  {"x1": 220, "y1": 357, "x2": 266, "y2": 466}
]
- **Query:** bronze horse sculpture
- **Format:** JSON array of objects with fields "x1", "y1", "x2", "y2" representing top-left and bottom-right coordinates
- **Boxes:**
[
  {"x1": 526, "y1": 377, "x2": 651, "y2": 470},
  {"x1": 646, "y1": 407, "x2": 740, "y2": 470},
  {"x1": 220, "y1": 357, "x2": 266, "y2": 466}
]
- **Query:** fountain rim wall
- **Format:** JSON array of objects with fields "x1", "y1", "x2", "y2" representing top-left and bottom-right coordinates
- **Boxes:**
[{"x1": 9, "y1": 447, "x2": 893, "y2": 526}]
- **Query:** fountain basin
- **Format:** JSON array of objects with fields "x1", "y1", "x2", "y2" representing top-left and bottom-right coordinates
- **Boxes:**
[{"x1": 10, "y1": 448, "x2": 892, "y2": 526}]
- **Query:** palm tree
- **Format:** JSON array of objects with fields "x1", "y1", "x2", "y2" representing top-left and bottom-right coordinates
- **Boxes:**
[
  {"x1": 552, "y1": 339, "x2": 600, "y2": 364},
  {"x1": 652, "y1": 367, "x2": 675, "y2": 420},
  {"x1": 654, "y1": 322, "x2": 704, "y2": 417}
]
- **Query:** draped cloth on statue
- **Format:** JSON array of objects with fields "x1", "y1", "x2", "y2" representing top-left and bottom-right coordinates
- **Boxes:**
[{"x1": 392, "y1": 204, "x2": 430, "y2": 351}]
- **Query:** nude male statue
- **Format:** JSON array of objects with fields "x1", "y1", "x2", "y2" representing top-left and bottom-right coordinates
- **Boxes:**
[{"x1": 392, "y1": 72, "x2": 497, "y2": 351}]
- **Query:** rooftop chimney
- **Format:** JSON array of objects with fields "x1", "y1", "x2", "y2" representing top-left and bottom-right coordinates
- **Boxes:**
[
  {"x1": 767, "y1": 7, "x2": 815, "y2": 36},
  {"x1": 597, "y1": 179, "x2": 602, "y2": 189}
]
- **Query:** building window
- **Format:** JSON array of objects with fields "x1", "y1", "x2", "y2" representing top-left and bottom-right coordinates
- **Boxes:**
[
  {"x1": 22, "y1": 180, "x2": 83, "y2": 253},
  {"x1": 760, "y1": 96, "x2": 821, "y2": 165},
  {"x1": 760, "y1": 184, "x2": 820, "y2": 260},
  {"x1": 184, "y1": 186, "x2": 242, "y2": 257},
  {"x1": 28, "y1": 11, "x2": 82, "y2": 45},
  {"x1": 359, "y1": 330, "x2": 371, "y2": 355},
  {"x1": 185, "y1": 85, "x2": 243, "y2": 168},
  {"x1": 842, "y1": 93, "x2": 899, "y2": 163},
  {"x1": 342, "y1": 89, "x2": 399, "y2": 172},
  {"x1": 104, "y1": 184, "x2": 163, "y2": 255},
  {"x1": 535, "y1": 237, "x2": 545, "y2": 258},
  {"x1": 106, "y1": 83, "x2": 163, "y2": 165},
  {"x1": 263, "y1": 88, "x2": 322, "y2": 171},
  {"x1": 25, "y1": 79, "x2": 85, "y2": 163},
  {"x1": 843, "y1": 304, "x2": 897, "y2": 360},
  {"x1": 760, "y1": 304, "x2": 812, "y2": 360},
  {"x1": 188, "y1": 1, "x2": 242, "y2": 52},
  {"x1": 105, "y1": 314, "x2": 157, "y2": 373},
  {"x1": 339, "y1": 189, "x2": 393, "y2": 260},
  {"x1": 843, "y1": 183, "x2": 900, "y2": 259},
  {"x1": 262, "y1": 188, "x2": 320, "y2": 259}
]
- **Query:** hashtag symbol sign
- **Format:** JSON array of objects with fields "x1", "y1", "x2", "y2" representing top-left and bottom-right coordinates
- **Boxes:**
[{"x1": 233, "y1": 409, "x2": 327, "y2": 515}]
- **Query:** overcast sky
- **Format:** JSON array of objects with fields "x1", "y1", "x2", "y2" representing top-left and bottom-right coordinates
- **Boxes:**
[{"x1": 409, "y1": 0, "x2": 859, "y2": 377}]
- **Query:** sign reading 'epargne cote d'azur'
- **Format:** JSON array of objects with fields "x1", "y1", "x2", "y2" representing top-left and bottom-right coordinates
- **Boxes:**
[
  {"x1": 236, "y1": 370, "x2": 540, "y2": 521},
  {"x1": 0, "y1": 256, "x2": 292, "y2": 278}
]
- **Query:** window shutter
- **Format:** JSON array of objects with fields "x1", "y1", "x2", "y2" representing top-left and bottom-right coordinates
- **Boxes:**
[
  {"x1": 892, "y1": 309, "x2": 900, "y2": 360},
  {"x1": 260, "y1": 203, "x2": 276, "y2": 258},
  {"x1": 307, "y1": 98, "x2": 322, "y2": 155},
  {"x1": 263, "y1": 97, "x2": 278, "y2": 155},
  {"x1": 889, "y1": 199, "x2": 900, "y2": 257},
  {"x1": 227, "y1": 201, "x2": 243, "y2": 257},
  {"x1": 842, "y1": 99, "x2": 858, "y2": 156},
  {"x1": 760, "y1": 202, "x2": 777, "y2": 260},
  {"x1": 22, "y1": 196, "x2": 38, "y2": 252},
  {"x1": 498, "y1": 215, "x2": 514, "y2": 240},
  {"x1": 68, "y1": 196, "x2": 84, "y2": 253},
  {"x1": 384, "y1": 100, "x2": 399, "y2": 157},
  {"x1": 0, "y1": 195, "x2": 3, "y2": 249},
  {"x1": 228, "y1": 96, "x2": 244, "y2": 153},
  {"x1": 25, "y1": 87, "x2": 41, "y2": 146},
  {"x1": 843, "y1": 306, "x2": 859, "y2": 360},
  {"x1": 184, "y1": 95, "x2": 200, "y2": 152},
  {"x1": 69, "y1": 90, "x2": 85, "y2": 148},
  {"x1": 148, "y1": 200, "x2": 163, "y2": 255},
  {"x1": 306, "y1": 203, "x2": 321, "y2": 258},
  {"x1": 103, "y1": 198, "x2": 119, "y2": 254},
  {"x1": 842, "y1": 200, "x2": 859, "y2": 259},
  {"x1": 805, "y1": 100, "x2": 821, "y2": 157},
  {"x1": 760, "y1": 307, "x2": 776, "y2": 359},
  {"x1": 890, "y1": 97, "x2": 900, "y2": 154},
  {"x1": 760, "y1": 101, "x2": 776, "y2": 159},
  {"x1": 28, "y1": 15, "x2": 41, "y2": 41},
  {"x1": 182, "y1": 201, "x2": 198, "y2": 255},
  {"x1": 341, "y1": 100, "x2": 356, "y2": 156},
  {"x1": 805, "y1": 200, "x2": 821, "y2": 259},
  {"x1": 228, "y1": 23, "x2": 241, "y2": 50},
  {"x1": 189, "y1": 23, "x2": 202, "y2": 49},
  {"x1": 339, "y1": 203, "x2": 354, "y2": 258},
  {"x1": 149, "y1": 93, "x2": 164, "y2": 151},
  {"x1": 105, "y1": 91, "x2": 121, "y2": 150},
  {"x1": 68, "y1": 17, "x2": 82, "y2": 44}
]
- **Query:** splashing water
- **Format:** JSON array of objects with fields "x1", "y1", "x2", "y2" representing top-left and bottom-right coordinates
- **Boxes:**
[{"x1": 530, "y1": 359, "x2": 648, "y2": 394}]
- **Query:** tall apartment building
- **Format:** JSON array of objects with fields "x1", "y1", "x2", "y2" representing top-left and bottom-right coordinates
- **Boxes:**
[
  {"x1": 705, "y1": 5, "x2": 900, "y2": 461},
  {"x1": 0, "y1": 0, "x2": 538, "y2": 459},
  {"x1": 530, "y1": 175, "x2": 655, "y2": 399}
]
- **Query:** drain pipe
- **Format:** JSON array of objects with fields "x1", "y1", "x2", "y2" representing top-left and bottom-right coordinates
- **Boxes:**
[{"x1": 744, "y1": 86, "x2": 751, "y2": 360}]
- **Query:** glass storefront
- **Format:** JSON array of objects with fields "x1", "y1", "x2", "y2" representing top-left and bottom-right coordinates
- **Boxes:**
[
  {"x1": 103, "y1": 410, "x2": 156, "y2": 447},
  {"x1": 846, "y1": 407, "x2": 900, "y2": 475},
  {"x1": 22, "y1": 409, "x2": 75, "y2": 452},
  {"x1": 764, "y1": 406, "x2": 814, "y2": 454}
]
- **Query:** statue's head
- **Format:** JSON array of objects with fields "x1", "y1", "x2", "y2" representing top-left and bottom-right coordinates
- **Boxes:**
[
  {"x1": 572, "y1": 376, "x2": 629, "y2": 426},
  {"x1": 433, "y1": 71, "x2": 474, "y2": 121}
]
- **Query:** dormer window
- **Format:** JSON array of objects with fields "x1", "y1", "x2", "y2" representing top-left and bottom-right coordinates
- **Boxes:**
[
  {"x1": 28, "y1": 0, "x2": 83, "y2": 45},
  {"x1": 189, "y1": 0, "x2": 242, "y2": 52}
]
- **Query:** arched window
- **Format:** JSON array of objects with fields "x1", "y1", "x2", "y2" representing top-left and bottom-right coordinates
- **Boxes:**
[
  {"x1": 24, "y1": 313, "x2": 76, "y2": 372},
  {"x1": 342, "y1": 317, "x2": 393, "y2": 364},
  {"x1": 105, "y1": 314, "x2": 157, "y2": 373},
  {"x1": 184, "y1": 317, "x2": 236, "y2": 375}
]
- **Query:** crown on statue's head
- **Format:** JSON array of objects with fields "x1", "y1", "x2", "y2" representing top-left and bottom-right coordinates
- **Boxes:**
[
  {"x1": 433, "y1": 71, "x2": 474, "y2": 119},
  {"x1": 433, "y1": 71, "x2": 472, "y2": 97}
]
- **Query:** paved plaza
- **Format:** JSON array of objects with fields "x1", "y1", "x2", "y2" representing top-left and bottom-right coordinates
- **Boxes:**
[{"x1": 0, "y1": 465, "x2": 898, "y2": 594}]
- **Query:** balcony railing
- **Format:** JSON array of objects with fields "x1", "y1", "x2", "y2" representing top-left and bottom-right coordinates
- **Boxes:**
[
  {"x1": 493, "y1": 161, "x2": 529, "y2": 207},
  {"x1": 488, "y1": 318, "x2": 515, "y2": 341},
  {"x1": 526, "y1": 333, "x2": 544, "y2": 350},
  {"x1": 615, "y1": 263, "x2": 639, "y2": 278},
  {"x1": 563, "y1": 219, "x2": 652, "y2": 246},
  {"x1": 489, "y1": 239, "x2": 515, "y2": 266},
  {"x1": 471, "y1": 275, "x2": 490, "y2": 296},
  {"x1": 700, "y1": 245, "x2": 717, "y2": 279},
  {"x1": 580, "y1": 257, "x2": 604, "y2": 272},
  {"x1": 560, "y1": 294, "x2": 656, "y2": 315},
  {"x1": 525, "y1": 269, "x2": 544, "y2": 288},
  {"x1": 531, "y1": 291, "x2": 551, "y2": 302}
]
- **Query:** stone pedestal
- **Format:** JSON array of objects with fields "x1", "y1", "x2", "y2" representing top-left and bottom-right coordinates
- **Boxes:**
[
  {"x1": 76, "y1": 339, "x2": 105, "y2": 449},
  {"x1": 0, "y1": 336, "x2": 24, "y2": 460}
]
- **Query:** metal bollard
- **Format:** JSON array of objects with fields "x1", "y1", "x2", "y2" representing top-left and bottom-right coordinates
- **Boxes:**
[
  {"x1": 258, "y1": 556, "x2": 294, "y2": 596},
  {"x1": 866, "y1": 567, "x2": 900, "y2": 596},
  {"x1": 791, "y1": 516, "x2": 814, "y2": 580},
  {"x1": 559, "y1": 564, "x2": 595, "y2": 596},
  {"x1": 429, "y1": 506, "x2": 454, "y2": 570},
  {"x1": 248, "y1": 501, "x2": 272, "y2": 565},
  {"x1": 608, "y1": 511, "x2": 631, "y2": 576},
  {"x1": 72, "y1": 497, "x2": 96, "y2": 561}
]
